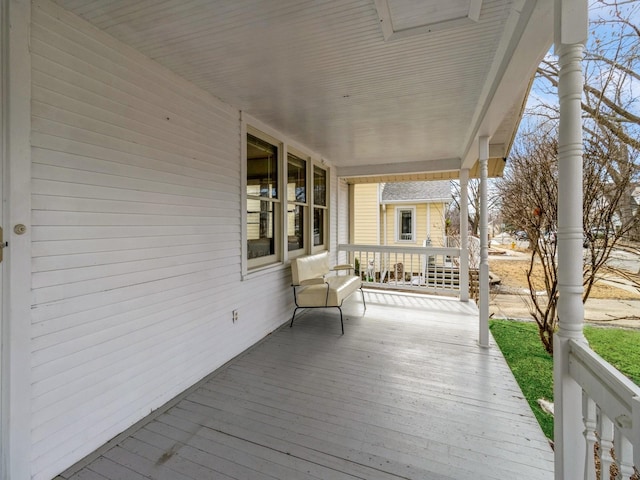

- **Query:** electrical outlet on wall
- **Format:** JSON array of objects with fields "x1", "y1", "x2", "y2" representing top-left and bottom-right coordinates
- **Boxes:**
[{"x1": 232, "y1": 309, "x2": 238, "y2": 322}]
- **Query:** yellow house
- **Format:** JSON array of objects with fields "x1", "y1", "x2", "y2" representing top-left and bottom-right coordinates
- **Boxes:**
[{"x1": 353, "y1": 181, "x2": 452, "y2": 247}]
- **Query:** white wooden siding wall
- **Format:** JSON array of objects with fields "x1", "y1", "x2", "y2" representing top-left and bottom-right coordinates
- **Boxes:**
[
  {"x1": 30, "y1": 2, "x2": 292, "y2": 479},
  {"x1": 337, "y1": 178, "x2": 349, "y2": 264},
  {"x1": 328, "y1": 167, "x2": 337, "y2": 265}
]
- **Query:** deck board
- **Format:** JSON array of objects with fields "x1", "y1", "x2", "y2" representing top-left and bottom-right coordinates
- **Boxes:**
[
  {"x1": 58, "y1": 291, "x2": 554, "y2": 480},
  {"x1": 66, "y1": 469, "x2": 109, "y2": 480}
]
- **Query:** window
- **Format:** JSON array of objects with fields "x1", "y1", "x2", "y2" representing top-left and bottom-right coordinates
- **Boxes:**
[
  {"x1": 396, "y1": 207, "x2": 415, "y2": 242},
  {"x1": 313, "y1": 165, "x2": 328, "y2": 249},
  {"x1": 244, "y1": 125, "x2": 329, "y2": 272},
  {"x1": 247, "y1": 133, "x2": 280, "y2": 267},
  {"x1": 287, "y1": 153, "x2": 307, "y2": 253}
]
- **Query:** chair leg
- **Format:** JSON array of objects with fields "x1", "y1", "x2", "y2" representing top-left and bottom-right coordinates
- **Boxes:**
[
  {"x1": 361, "y1": 287, "x2": 367, "y2": 311},
  {"x1": 292, "y1": 306, "x2": 344, "y2": 333},
  {"x1": 290, "y1": 307, "x2": 300, "y2": 328}
]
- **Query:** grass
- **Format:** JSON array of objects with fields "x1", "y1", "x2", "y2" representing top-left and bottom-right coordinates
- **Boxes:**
[
  {"x1": 489, "y1": 320, "x2": 554, "y2": 438},
  {"x1": 489, "y1": 319, "x2": 640, "y2": 440},
  {"x1": 585, "y1": 327, "x2": 640, "y2": 385}
]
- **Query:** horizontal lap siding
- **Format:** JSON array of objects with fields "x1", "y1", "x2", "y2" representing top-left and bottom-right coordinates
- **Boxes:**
[
  {"x1": 353, "y1": 183, "x2": 379, "y2": 245},
  {"x1": 429, "y1": 203, "x2": 447, "y2": 247},
  {"x1": 416, "y1": 204, "x2": 427, "y2": 245},
  {"x1": 329, "y1": 168, "x2": 338, "y2": 264},
  {"x1": 337, "y1": 178, "x2": 349, "y2": 264},
  {"x1": 30, "y1": 2, "x2": 292, "y2": 478}
]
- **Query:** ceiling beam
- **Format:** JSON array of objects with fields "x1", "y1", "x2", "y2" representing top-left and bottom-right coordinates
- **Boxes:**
[{"x1": 337, "y1": 157, "x2": 461, "y2": 179}]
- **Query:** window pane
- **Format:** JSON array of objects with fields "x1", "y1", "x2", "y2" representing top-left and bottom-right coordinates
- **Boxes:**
[
  {"x1": 247, "y1": 200, "x2": 275, "y2": 259},
  {"x1": 313, "y1": 166, "x2": 327, "y2": 206},
  {"x1": 400, "y1": 210, "x2": 412, "y2": 240},
  {"x1": 247, "y1": 133, "x2": 278, "y2": 199},
  {"x1": 288, "y1": 154, "x2": 306, "y2": 203},
  {"x1": 313, "y1": 207, "x2": 324, "y2": 246},
  {"x1": 288, "y1": 205, "x2": 304, "y2": 251}
]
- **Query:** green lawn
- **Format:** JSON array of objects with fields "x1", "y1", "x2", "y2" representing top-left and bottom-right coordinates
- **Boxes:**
[{"x1": 489, "y1": 319, "x2": 640, "y2": 440}]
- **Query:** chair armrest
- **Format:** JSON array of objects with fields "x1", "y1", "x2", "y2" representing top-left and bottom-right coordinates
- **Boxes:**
[
  {"x1": 333, "y1": 264, "x2": 353, "y2": 271},
  {"x1": 299, "y1": 277, "x2": 327, "y2": 286}
]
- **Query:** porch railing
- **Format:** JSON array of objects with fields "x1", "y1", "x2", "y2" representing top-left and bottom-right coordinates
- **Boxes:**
[
  {"x1": 569, "y1": 339, "x2": 640, "y2": 478},
  {"x1": 337, "y1": 243, "x2": 462, "y2": 295}
]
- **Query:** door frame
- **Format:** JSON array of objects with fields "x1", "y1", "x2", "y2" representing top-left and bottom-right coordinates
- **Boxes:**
[
  {"x1": 0, "y1": 1, "x2": 4, "y2": 473},
  {"x1": 1, "y1": 1, "x2": 32, "y2": 478}
]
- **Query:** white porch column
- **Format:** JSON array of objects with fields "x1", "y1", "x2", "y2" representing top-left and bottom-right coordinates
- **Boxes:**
[
  {"x1": 478, "y1": 137, "x2": 489, "y2": 347},
  {"x1": 553, "y1": 0, "x2": 588, "y2": 478},
  {"x1": 2, "y1": 1, "x2": 32, "y2": 479},
  {"x1": 459, "y1": 169, "x2": 470, "y2": 302}
]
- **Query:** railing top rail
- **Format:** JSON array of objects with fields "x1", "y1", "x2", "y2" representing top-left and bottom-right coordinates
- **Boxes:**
[
  {"x1": 337, "y1": 243, "x2": 461, "y2": 256},
  {"x1": 569, "y1": 338, "x2": 640, "y2": 434}
]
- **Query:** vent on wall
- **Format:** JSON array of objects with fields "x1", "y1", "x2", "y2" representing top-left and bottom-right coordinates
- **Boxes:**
[{"x1": 374, "y1": 0, "x2": 483, "y2": 41}]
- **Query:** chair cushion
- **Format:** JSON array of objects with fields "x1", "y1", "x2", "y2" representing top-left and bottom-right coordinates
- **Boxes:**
[
  {"x1": 296, "y1": 275, "x2": 361, "y2": 307},
  {"x1": 291, "y1": 251, "x2": 330, "y2": 286}
]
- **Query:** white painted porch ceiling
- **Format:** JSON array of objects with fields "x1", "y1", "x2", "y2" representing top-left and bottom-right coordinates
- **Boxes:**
[{"x1": 53, "y1": 0, "x2": 553, "y2": 178}]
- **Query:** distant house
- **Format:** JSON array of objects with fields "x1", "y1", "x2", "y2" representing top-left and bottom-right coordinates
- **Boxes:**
[{"x1": 353, "y1": 181, "x2": 452, "y2": 247}]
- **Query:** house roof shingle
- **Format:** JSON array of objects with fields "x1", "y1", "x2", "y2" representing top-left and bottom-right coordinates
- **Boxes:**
[{"x1": 381, "y1": 181, "x2": 452, "y2": 203}]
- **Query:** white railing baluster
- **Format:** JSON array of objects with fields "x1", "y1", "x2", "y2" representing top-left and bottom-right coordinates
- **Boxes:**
[
  {"x1": 616, "y1": 432, "x2": 634, "y2": 479},
  {"x1": 633, "y1": 396, "x2": 640, "y2": 475},
  {"x1": 583, "y1": 392, "x2": 597, "y2": 480},
  {"x1": 402, "y1": 252, "x2": 407, "y2": 285},
  {"x1": 600, "y1": 411, "x2": 616, "y2": 478}
]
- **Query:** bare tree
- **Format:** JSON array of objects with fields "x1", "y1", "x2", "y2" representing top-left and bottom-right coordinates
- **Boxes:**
[
  {"x1": 498, "y1": 132, "x2": 558, "y2": 353},
  {"x1": 449, "y1": 179, "x2": 499, "y2": 236},
  {"x1": 583, "y1": 128, "x2": 639, "y2": 297},
  {"x1": 496, "y1": 127, "x2": 637, "y2": 355},
  {"x1": 532, "y1": 0, "x2": 640, "y2": 238}
]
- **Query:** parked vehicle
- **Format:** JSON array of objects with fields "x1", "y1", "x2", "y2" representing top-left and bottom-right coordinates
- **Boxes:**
[
  {"x1": 583, "y1": 227, "x2": 612, "y2": 247},
  {"x1": 514, "y1": 230, "x2": 528, "y2": 240},
  {"x1": 542, "y1": 231, "x2": 556, "y2": 244},
  {"x1": 589, "y1": 227, "x2": 608, "y2": 239}
]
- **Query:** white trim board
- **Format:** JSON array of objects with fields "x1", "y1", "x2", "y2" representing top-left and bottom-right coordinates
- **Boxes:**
[{"x1": 2, "y1": 1, "x2": 32, "y2": 479}]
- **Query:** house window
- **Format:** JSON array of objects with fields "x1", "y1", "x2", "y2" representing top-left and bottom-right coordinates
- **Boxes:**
[
  {"x1": 287, "y1": 153, "x2": 307, "y2": 253},
  {"x1": 313, "y1": 165, "x2": 328, "y2": 249},
  {"x1": 396, "y1": 207, "x2": 415, "y2": 242},
  {"x1": 247, "y1": 132, "x2": 280, "y2": 267},
  {"x1": 245, "y1": 126, "x2": 329, "y2": 271}
]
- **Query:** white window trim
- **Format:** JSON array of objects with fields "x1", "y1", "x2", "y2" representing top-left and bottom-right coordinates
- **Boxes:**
[
  {"x1": 2, "y1": 3, "x2": 32, "y2": 477},
  {"x1": 241, "y1": 117, "x2": 248, "y2": 277},
  {"x1": 245, "y1": 126, "x2": 283, "y2": 270},
  {"x1": 287, "y1": 147, "x2": 310, "y2": 259},
  {"x1": 395, "y1": 206, "x2": 416, "y2": 243},
  {"x1": 311, "y1": 160, "x2": 329, "y2": 253}
]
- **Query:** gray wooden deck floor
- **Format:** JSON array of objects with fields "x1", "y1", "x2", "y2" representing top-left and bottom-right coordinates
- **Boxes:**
[{"x1": 58, "y1": 291, "x2": 554, "y2": 480}]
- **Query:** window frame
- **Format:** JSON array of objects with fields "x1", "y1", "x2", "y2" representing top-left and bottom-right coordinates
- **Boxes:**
[
  {"x1": 241, "y1": 116, "x2": 330, "y2": 278},
  {"x1": 286, "y1": 149, "x2": 309, "y2": 258},
  {"x1": 311, "y1": 162, "x2": 329, "y2": 253},
  {"x1": 245, "y1": 128, "x2": 283, "y2": 270},
  {"x1": 395, "y1": 206, "x2": 416, "y2": 243}
]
